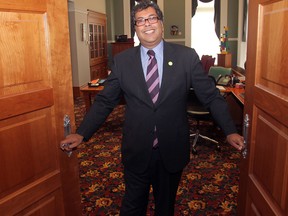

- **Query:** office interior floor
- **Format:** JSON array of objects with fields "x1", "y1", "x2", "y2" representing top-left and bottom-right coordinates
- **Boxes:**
[{"x1": 74, "y1": 96, "x2": 241, "y2": 216}]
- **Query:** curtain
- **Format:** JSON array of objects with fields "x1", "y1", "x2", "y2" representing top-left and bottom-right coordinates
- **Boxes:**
[
  {"x1": 242, "y1": 0, "x2": 248, "y2": 42},
  {"x1": 192, "y1": 0, "x2": 220, "y2": 38},
  {"x1": 130, "y1": 0, "x2": 135, "y2": 38},
  {"x1": 192, "y1": 0, "x2": 198, "y2": 17},
  {"x1": 214, "y1": 0, "x2": 220, "y2": 39}
]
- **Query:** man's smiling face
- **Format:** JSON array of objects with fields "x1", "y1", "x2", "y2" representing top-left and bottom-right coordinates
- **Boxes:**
[{"x1": 134, "y1": 6, "x2": 164, "y2": 49}]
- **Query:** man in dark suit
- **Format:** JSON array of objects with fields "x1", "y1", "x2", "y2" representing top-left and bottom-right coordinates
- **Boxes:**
[{"x1": 61, "y1": 1, "x2": 244, "y2": 215}]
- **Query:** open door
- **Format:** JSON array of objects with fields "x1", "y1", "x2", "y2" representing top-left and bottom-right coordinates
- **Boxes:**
[
  {"x1": 0, "y1": 0, "x2": 81, "y2": 215},
  {"x1": 237, "y1": 0, "x2": 288, "y2": 215}
]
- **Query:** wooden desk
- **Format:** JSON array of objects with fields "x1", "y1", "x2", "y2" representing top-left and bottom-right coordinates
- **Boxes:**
[
  {"x1": 217, "y1": 85, "x2": 245, "y2": 104},
  {"x1": 80, "y1": 84, "x2": 125, "y2": 112},
  {"x1": 226, "y1": 87, "x2": 245, "y2": 105},
  {"x1": 80, "y1": 84, "x2": 104, "y2": 112}
]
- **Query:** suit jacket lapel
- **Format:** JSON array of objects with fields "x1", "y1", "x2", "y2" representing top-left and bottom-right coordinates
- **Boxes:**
[
  {"x1": 155, "y1": 42, "x2": 176, "y2": 106},
  {"x1": 130, "y1": 46, "x2": 155, "y2": 106}
]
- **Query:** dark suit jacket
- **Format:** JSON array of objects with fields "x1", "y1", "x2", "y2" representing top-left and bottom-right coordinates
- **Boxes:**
[{"x1": 77, "y1": 41, "x2": 237, "y2": 173}]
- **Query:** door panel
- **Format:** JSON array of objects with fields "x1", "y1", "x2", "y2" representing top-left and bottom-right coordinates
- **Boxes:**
[
  {"x1": 15, "y1": 191, "x2": 63, "y2": 216},
  {"x1": 0, "y1": 88, "x2": 53, "y2": 120},
  {"x1": 0, "y1": 109, "x2": 57, "y2": 192},
  {"x1": 0, "y1": 0, "x2": 80, "y2": 215},
  {"x1": 250, "y1": 109, "x2": 288, "y2": 211},
  {"x1": 237, "y1": 0, "x2": 288, "y2": 215}
]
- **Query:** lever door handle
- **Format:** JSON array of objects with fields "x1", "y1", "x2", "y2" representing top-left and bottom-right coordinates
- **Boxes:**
[
  {"x1": 242, "y1": 114, "x2": 250, "y2": 159},
  {"x1": 61, "y1": 114, "x2": 72, "y2": 157}
]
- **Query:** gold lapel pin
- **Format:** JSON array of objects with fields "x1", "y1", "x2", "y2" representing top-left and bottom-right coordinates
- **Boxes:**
[{"x1": 168, "y1": 61, "x2": 173, "y2": 66}]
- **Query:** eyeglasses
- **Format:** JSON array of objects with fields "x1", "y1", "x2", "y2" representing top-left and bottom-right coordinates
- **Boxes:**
[{"x1": 134, "y1": 16, "x2": 159, "y2": 27}]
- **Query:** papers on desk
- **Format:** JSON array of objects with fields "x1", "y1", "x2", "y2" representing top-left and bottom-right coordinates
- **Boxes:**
[
  {"x1": 216, "y1": 85, "x2": 226, "y2": 91},
  {"x1": 88, "y1": 79, "x2": 106, "y2": 87},
  {"x1": 238, "y1": 76, "x2": 245, "y2": 82}
]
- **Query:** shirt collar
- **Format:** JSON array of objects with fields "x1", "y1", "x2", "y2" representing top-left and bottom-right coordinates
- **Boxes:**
[{"x1": 140, "y1": 40, "x2": 163, "y2": 59}]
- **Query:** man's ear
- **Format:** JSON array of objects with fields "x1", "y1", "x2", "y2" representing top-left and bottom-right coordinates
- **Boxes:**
[{"x1": 161, "y1": 21, "x2": 164, "y2": 33}]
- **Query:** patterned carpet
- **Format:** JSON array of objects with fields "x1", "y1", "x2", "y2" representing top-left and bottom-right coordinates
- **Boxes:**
[{"x1": 74, "y1": 97, "x2": 240, "y2": 216}]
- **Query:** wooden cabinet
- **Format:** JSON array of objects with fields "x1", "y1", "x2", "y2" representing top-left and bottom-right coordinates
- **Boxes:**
[
  {"x1": 217, "y1": 53, "x2": 232, "y2": 68},
  {"x1": 111, "y1": 41, "x2": 134, "y2": 57},
  {"x1": 90, "y1": 60, "x2": 108, "y2": 80},
  {"x1": 88, "y1": 11, "x2": 108, "y2": 80}
]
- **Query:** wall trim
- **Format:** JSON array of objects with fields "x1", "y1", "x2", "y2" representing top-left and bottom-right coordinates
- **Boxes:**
[
  {"x1": 69, "y1": 8, "x2": 88, "y2": 15},
  {"x1": 123, "y1": 0, "x2": 130, "y2": 37},
  {"x1": 165, "y1": 38, "x2": 185, "y2": 42},
  {"x1": 185, "y1": 0, "x2": 191, "y2": 47}
]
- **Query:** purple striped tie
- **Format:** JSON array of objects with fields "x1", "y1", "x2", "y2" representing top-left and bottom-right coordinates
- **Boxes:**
[
  {"x1": 146, "y1": 50, "x2": 160, "y2": 103},
  {"x1": 146, "y1": 50, "x2": 159, "y2": 148}
]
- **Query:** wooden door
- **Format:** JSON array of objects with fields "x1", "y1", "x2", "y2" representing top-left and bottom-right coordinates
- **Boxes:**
[
  {"x1": 88, "y1": 11, "x2": 108, "y2": 80},
  {"x1": 0, "y1": 0, "x2": 81, "y2": 215},
  {"x1": 237, "y1": 0, "x2": 288, "y2": 215}
]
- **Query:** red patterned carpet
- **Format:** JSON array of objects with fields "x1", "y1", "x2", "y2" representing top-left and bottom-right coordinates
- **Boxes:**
[{"x1": 74, "y1": 97, "x2": 240, "y2": 216}]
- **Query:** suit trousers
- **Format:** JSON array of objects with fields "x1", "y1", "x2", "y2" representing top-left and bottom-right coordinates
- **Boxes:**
[{"x1": 120, "y1": 148, "x2": 183, "y2": 216}]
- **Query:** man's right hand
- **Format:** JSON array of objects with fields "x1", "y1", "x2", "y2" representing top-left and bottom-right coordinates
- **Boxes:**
[{"x1": 60, "y1": 133, "x2": 84, "y2": 152}]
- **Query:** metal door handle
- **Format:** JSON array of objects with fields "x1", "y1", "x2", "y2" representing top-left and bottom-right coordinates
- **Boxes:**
[
  {"x1": 61, "y1": 114, "x2": 72, "y2": 157},
  {"x1": 242, "y1": 114, "x2": 249, "y2": 159}
]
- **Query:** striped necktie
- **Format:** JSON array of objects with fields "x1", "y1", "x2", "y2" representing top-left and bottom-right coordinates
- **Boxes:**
[
  {"x1": 146, "y1": 50, "x2": 160, "y2": 103},
  {"x1": 146, "y1": 50, "x2": 159, "y2": 148}
]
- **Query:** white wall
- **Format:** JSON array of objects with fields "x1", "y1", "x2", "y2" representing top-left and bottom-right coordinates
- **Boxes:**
[
  {"x1": 68, "y1": 0, "x2": 106, "y2": 87},
  {"x1": 74, "y1": 0, "x2": 105, "y2": 12},
  {"x1": 237, "y1": 0, "x2": 247, "y2": 68}
]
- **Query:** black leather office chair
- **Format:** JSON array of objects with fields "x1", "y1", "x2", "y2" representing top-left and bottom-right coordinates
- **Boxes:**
[{"x1": 187, "y1": 79, "x2": 221, "y2": 154}]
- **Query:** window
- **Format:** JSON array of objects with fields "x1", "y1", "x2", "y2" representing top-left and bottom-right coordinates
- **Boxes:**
[{"x1": 191, "y1": 1, "x2": 219, "y2": 60}]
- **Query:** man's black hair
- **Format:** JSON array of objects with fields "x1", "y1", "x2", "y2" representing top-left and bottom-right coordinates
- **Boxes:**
[{"x1": 131, "y1": 0, "x2": 164, "y2": 28}]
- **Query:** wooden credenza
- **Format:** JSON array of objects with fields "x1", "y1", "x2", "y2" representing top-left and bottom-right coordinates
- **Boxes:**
[
  {"x1": 90, "y1": 58, "x2": 108, "y2": 80},
  {"x1": 111, "y1": 41, "x2": 134, "y2": 56}
]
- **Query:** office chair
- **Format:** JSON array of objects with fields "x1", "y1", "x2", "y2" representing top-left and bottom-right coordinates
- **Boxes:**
[
  {"x1": 200, "y1": 55, "x2": 215, "y2": 74},
  {"x1": 208, "y1": 66, "x2": 232, "y2": 85},
  {"x1": 187, "y1": 80, "x2": 221, "y2": 154}
]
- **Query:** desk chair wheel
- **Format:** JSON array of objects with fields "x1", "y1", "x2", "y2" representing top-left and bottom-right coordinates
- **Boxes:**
[
  {"x1": 192, "y1": 147, "x2": 198, "y2": 155},
  {"x1": 216, "y1": 144, "x2": 221, "y2": 152}
]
